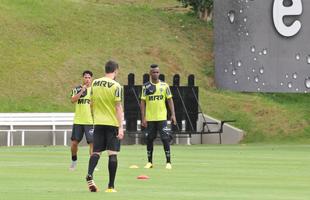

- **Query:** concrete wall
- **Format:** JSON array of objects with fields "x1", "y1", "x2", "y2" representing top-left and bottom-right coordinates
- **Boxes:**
[
  {"x1": 193, "y1": 114, "x2": 244, "y2": 144},
  {"x1": 214, "y1": 0, "x2": 310, "y2": 93}
]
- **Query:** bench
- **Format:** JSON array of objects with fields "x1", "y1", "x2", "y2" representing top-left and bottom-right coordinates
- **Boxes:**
[{"x1": 0, "y1": 113, "x2": 74, "y2": 146}]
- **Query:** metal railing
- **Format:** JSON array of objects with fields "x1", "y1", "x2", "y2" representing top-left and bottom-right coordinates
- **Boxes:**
[{"x1": 0, "y1": 129, "x2": 72, "y2": 147}]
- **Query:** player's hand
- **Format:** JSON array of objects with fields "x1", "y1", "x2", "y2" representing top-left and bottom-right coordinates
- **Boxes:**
[
  {"x1": 142, "y1": 118, "x2": 147, "y2": 128},
  {"x1": 81, "y1": 85, "x2": 87, "y2": 92},
  {"x1": 171, "y1": 115, "x2": 177, "y2": 125},
  {"x1": 117, "y1": 128, "x2": 124, "y2": 140}
]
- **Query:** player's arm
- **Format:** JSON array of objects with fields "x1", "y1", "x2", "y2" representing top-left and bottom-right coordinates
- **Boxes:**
[
  {"x1": 166, "y1": 85, "x2": 176, "y2": 125},
  {"x1": 140, "y1": 85, "x2": 147, "y2": 128},
  {"x1": 90, "y1": 101, "x2": 94, "y2": 121},
  {"x1": 71, "y1": 85, "x2": 87, "y2": 103},
  {"x1": 90, "y1": 88, "x2": 94, "y2": 121},
  {"x1": 167, "y1": 98, "x2": 176, "y2": 125},
  {"x1": 115, "y1": 85, "x2": 124, "y2": 139},
  {"x1": 140, "y1": 99, "x2": 147, "y2": 128},
  {"x1": 115, "y1": 102, "x2": 124, "y2": 140}
]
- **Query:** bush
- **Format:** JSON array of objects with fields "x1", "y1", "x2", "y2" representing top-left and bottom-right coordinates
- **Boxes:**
[{"x1": 178, "y1": 0, "x2": 213, "y2": 21}]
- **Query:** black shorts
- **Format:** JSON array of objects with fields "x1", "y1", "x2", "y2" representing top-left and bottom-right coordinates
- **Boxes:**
[
  {"x1": 71, "y1": 124, "x2": 94, "y2": 144},
  {"x1": 145, "y1": 121, "x2": 171, "y2": 141},
  {"x1": 93, "y1": 125, "x2": 120, "y2": 152}
]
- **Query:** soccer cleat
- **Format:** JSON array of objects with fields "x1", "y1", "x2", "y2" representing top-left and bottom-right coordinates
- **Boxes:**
[
  {"x1": 144, "y1": 162, "x2": 153, "y2": 169},
  {"x1": 105, "y1": 188, "x2": 117, "y2": 193},
  {"x1": 69, "y1": 161, "x2": 77, "y2": 171},
  {"x1": 86, "y1": 175, "x2": 98, "y2": 192},
  {"x1": 166, "y1": 163, "x2": 172, "y2": 169}
]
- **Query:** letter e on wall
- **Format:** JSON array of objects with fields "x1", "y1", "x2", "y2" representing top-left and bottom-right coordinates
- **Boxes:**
[{"x1": 273, "y1": 0, "x2": 303, "y2": 37}]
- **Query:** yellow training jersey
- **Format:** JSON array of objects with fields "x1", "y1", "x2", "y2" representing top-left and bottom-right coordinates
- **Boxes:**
[
  {"x1": 91, "y1": 77, "x2": 122, "y2": 127},
  {"x1": 71, "y1": 86, "x2": 93, "y2": 124},
  {"x1": 141, "y1": 81, "x2": 172, "y2": 121}
]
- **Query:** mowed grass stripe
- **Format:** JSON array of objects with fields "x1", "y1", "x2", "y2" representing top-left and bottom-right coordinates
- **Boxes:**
[{"x1": 0, "y1": 145, "x2": 310, "y2": 200}]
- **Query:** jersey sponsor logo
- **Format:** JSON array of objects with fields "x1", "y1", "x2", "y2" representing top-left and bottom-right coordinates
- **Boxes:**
[
  {"x1": 77, "y1": 99, "x2": 90, "y2": 104},
  {"x1": 93, "y1": 80, "x2": 115, "y2": 88},
  {"x1": 148, "y1": 95, "x2": 164, "y2": 101}
]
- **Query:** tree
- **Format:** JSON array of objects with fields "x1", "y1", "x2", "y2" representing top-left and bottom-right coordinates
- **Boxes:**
[{"x1": 178, "y1": 0, "x2": 213, "y2": 21}]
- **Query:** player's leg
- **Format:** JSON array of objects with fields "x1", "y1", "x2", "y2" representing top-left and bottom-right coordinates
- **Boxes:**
[
  {"x1": 106, "y1": 151, "x2": 118, "y2": 192},
  {"x1": 159, "y1": 121, "x2": 172, "y2": 169},
  {"x1": 84, "y1": 126, "x2": 94, "y2": 155},
  {"x1": 69, "y1": 124, "x2": 84, "y2": 170},
  {"x1": 86, "y1": 125, "x2": 105, "y2": 192},
  {"x1": 105, "y1": 126, "x2": 120, "y2": 192},
  {"x1": 89, "y1": 143, "x2": 93, "y2": 156},
  {"x1": 86, "y1": 152, "x2": 100, "y2": 192},
  {"x1": 144, "y1": 122, "x2": 157, "y2": 168},
  {"x1": 85, "y1": 126, "x2": 99, "y2": 171}
]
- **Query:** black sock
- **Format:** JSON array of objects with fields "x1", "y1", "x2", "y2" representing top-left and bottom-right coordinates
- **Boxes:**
[
  {"x1": 87, "y1": 154, "x2": 100, "y2": 176},
  {"x1": 72, "y1": 155, "x2": 77, "y2": 161},
  {"x1": 108, "y1": 155, "x2": 118, "y2": 188},
  {"x1": 163, "y1": 140, "x2": 171, "y2": 163},
  {"x1": 147, "y1": 141, "x2": 153, "y2": 163}
]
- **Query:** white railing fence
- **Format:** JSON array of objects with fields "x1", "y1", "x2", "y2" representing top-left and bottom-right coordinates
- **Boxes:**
[{"x1": 0, "y1": 113, "x2": 74, "y2": 146}]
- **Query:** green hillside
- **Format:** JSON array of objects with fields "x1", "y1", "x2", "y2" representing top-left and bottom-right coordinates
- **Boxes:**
[{"x1": 1, "y1": 0, "x2": 309, "y2": 143}]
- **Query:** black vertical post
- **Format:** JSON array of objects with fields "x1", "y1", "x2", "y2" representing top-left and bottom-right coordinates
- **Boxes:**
[
  {"x1": 159, "y1": 74, "x2": 165, "y2": 82},
  {"x1": 143, "y1": 73, "x2": 149, "y2": 84},
  {"x1": 184, "y1": 75, "x2": 198, "y2": 132},
  {"x1": 124, "y1": 74, "x2": 138, "y2": 133},
  {"x1": 171, "y1": 74, "x2": 182, "y2": 133},
  {"x1": 188, "y1": 74, "x2": 195, "y2": 86},
  {"x1": 173, "y1": 74, "x2": 180, "y2": 86},
  {"x1": 128, "y1": 73, "x2": 134, "y2": 86}
]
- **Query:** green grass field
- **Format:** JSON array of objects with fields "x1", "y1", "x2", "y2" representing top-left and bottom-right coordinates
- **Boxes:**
[{"x1": 1, "y1": 145, "x2": 310, "y2": 200}]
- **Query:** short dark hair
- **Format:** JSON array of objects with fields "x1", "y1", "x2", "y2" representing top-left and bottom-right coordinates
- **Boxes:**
[
  {"x1": 150, "y1": 64, "x2": 158, "y2": 69},
  {"x1": 82, "y1": 70, "x2": 93, "y2": 77},
  {"x1": 105, "y1": 60, "x2": 119, "y2": 73}
]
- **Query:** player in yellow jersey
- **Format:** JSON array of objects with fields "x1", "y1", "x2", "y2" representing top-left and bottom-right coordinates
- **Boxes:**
[
  {"x1": 85, "y1": 60, "x2": 124, "y2": 193},
  {"x1": 141, "y1": 64, "x2": 176, "y2": 170},
  {"x1": 69, "y1": 70, "x2": 94, "y2": 171}
]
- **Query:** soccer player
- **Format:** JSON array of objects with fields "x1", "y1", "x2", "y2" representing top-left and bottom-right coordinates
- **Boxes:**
[
  {"x1": 141, "y1": 64, "x2": 176, "y2": 170},
  {"x1": 85, "y1": 60, "x2": 124, "y2": 193},
  {"x1": 69, "y1": 70, "x2": 94, "y2": 171}
]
